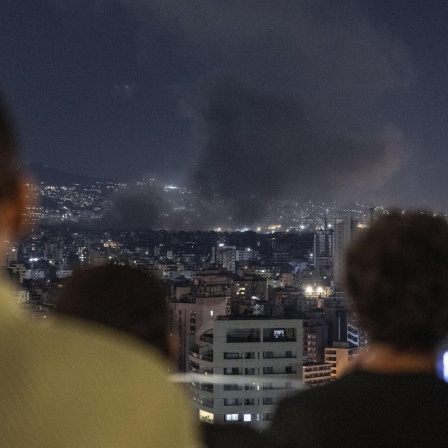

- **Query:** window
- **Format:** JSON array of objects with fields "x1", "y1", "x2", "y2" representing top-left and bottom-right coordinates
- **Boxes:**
[
  {"x1": 263, "y1": 367, "x2": 273, "y2": 374},
  {"x1": 224, "y1": 367, "x2": 240, "y2": 375},
  {"x1": 227, "y1": 328, "x2": 260, "y2": 343},
  {"x1": 263, "y1": 327, "x2": 296, "y2": 342},
  {"x1": 244, "y1": 414, "x2": 252, "y2": 422},
  {"x1": 225, "y1": 414, "x2": 239, "y2": 421},
  {"x1": 273, "y1": 329, "x2": 285, "y2": 339},
  {"x1": 224, "y1": 398, "x2": 241, "y2": 406},
  {"x1": 224, "y1": 384, "x2": 242, "y2": 391},
  {"x1": 199, "y1": 410, "x2": 214, "y2": 423}
]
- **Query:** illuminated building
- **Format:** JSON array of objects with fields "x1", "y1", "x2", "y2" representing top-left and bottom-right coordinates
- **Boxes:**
[
  {"x1": 302, "y1": 362, "x2": 332, "y2": 387},
  {"x1": 189, "y1": 316, "x2": 303, "y2": 429},
  {"x1": 325, "y1": 342, "x2": 358, "y2": 380},
  {"x1": 313, "y1": 217, "x2": 334, "y2": 284},
  {"x1": 333, "y1": 215, "x2": 359, "y2": 288},
  {"x1": 169, "y1": 270, "x2": 231, "y2": 371}
]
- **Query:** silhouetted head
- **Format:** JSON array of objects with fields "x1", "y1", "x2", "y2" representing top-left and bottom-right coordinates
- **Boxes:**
[
  {"x1": 56, "y1": 265, "x2": 170, "y2": 357},
  {"x1": 0, "y1": 97, "x2": 20, "y2": 203},
  {"x1": 0, "y1": 96, "x2": 29, "y2": 243},
  {"x1": 345, "y1": 212, "x2": 448, "y2": 353}
]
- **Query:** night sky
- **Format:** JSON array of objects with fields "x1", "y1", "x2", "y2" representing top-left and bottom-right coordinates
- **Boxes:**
[{"x1": 1, "y1": 1, "x2": 447, "y2": 215}]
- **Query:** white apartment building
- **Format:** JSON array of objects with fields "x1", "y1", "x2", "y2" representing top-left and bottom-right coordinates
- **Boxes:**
[
  {"x1": 189, "y1": 316, "x2": 304, "y2": 429},
  {"x1": 169, "y1": 296, "x2": 227, "y2": 372},
  {"x1": 169, "y1": 270, "x2": 231, "y2": 371}
]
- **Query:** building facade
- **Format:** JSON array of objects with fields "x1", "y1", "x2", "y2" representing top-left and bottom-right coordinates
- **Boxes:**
[{"x1": 189, "y1": 316, "x2": 304, "y2": 429}]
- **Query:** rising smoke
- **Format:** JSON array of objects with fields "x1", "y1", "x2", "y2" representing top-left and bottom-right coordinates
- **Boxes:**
[
  {"x1": 187, "y1": 79, "x2": 406, "y2": 226},
  {"x1": 102, "y1": 0, "x2": 412, "y2": 229}
]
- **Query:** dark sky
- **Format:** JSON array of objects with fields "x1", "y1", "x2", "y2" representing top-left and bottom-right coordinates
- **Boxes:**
[{"x1": 1, "y1": 0, "x2": 447, "y2": 213}]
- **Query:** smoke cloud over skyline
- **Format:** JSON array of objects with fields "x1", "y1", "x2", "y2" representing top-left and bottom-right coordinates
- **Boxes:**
[{"x1": 1, "y1": 0, "x2": 446, "y2": 219}]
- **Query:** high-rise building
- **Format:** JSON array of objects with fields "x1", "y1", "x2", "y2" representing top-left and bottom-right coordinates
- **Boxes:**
[
  {"x1": 189, "y1": 316, "x2": 304, "y2": 429},
  {"x1": 170, "y1": 297, "x2": 227, "y2": 372},
  {"x1": 303, "y1": 315, "x2": 329, "y2": 363},
  {"x1": 216, "y1": 246, "x2": 255, "y2": 273},
  {"x1": 333, "y1": 215, "x2": 359, "y2": 288},
  {"x1": 313, "y1": 218, "x2": 334, "y2": 284},
  {"x1": 169, "y1": 270, "x2": 231, "y2": 371}
]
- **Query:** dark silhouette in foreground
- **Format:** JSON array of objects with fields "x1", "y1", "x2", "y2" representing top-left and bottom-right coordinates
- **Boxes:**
[
  {"x1": 56, "y1": 264, "x2": 276, "y2": 448},
  {"x1": 0, "y1": 94, "x2": 199, "y2": 447},
  {"x1": 268, "y1": 212, "x2": 448, "y2": 447},
  {"x1": 203, "y1": 422, "x2": 277, "y2": 448},
  {"x1": 55, "y1": 264, "x2": 172, "y2": 358}
]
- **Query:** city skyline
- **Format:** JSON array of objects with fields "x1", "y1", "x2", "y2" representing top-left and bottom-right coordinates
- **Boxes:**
[
  {"x1": 1, "y1": 1, "x2": 447, "y2": 215},
  {"x1": 26, "y1": 163, "x2": 385, "y2": 231}
]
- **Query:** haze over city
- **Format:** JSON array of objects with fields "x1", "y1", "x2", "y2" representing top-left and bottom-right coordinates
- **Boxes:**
[{"x1": 1, "y1": 0, "x2": 447, "y2": 226}]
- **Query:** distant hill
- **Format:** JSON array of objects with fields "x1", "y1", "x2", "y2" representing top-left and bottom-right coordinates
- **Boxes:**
[{"x1": 24, "y1": 163, "x2": 120, "y2": 185}]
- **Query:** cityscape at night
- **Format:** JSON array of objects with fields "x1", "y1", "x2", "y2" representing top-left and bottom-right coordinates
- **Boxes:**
[
  {"x1": 27, "y1": 163, "x2": 382, "y2": 230},
  {"x1": 1, "y1": 0, "x2": 448, "y2": 445}
]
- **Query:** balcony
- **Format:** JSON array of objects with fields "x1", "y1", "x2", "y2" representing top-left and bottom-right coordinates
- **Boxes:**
[
  {"x1": 200, "y1": 334, "x2": 214, "y2": 344},
  {"x1": 191, "y1": 382, "x2": 214, "y2": 393},
  {"x1": 262, "y1": 336, "x2": 296, "y2": 343},
  {"x1": 189, "y1": 350, "x2": 213, "y2": 362},
  {"x1": 263, "y1": 353, "x2": 296, "y2": 359},
  {"x1": 193, "y1": 396, "x2": 214, "y2": 409},
  {"x1": 263, "y1": 369, "x2": 298, "y2": 375},
  {"x1": 223, "y1": 384, "x2": 243, "y2": 391},
  {"x1": 189, "y1": 365, "x2": 213, "y2": 375},
  {"x1": 226, "y1": 335, "x2": 260, "y2": 343}
]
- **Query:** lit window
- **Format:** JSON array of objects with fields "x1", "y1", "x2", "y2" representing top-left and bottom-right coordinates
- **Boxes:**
[
  {"x1": 199, "y1": 410, "x2": 214, "y2": 423},
  {"x1": 244, "y1": 414, "x2": 251, "y2": 422},
  {"x1": 225, "y1": 414, "x2": 239, "y2": 421}
]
